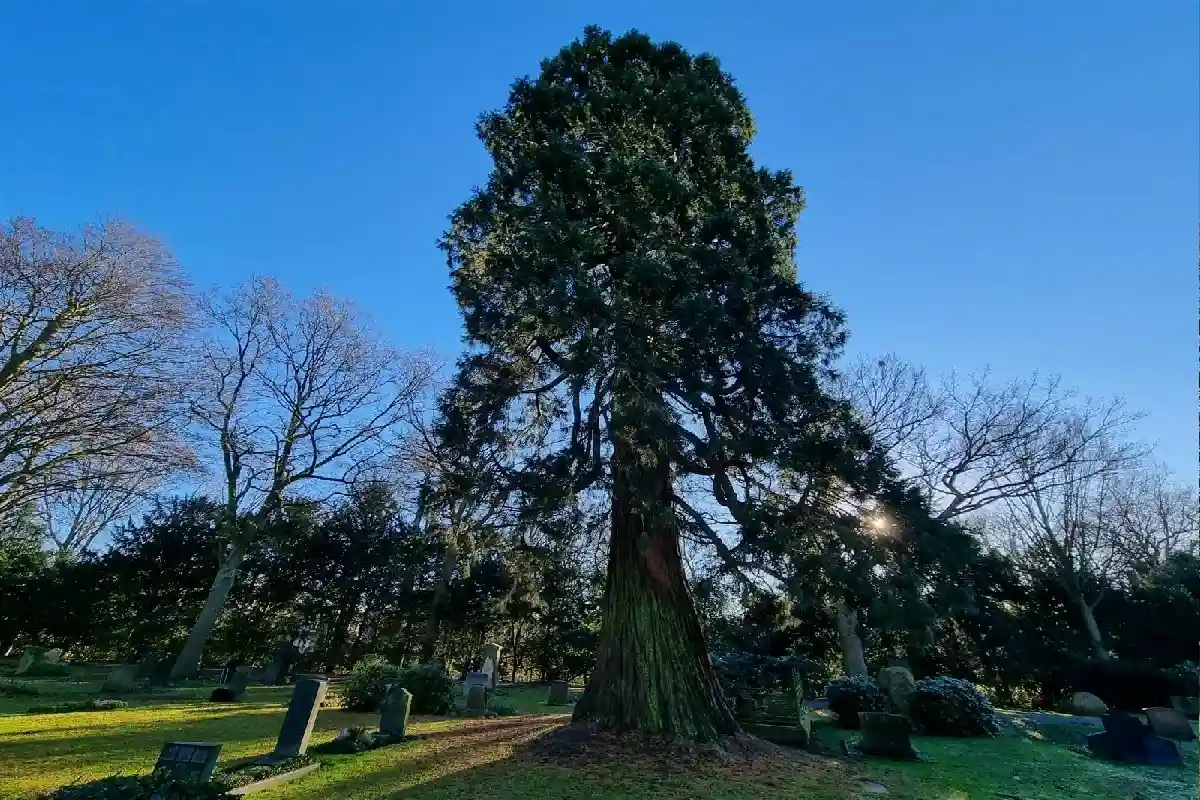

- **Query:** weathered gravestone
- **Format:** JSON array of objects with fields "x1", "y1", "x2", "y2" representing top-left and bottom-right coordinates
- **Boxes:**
[
  {"x1": 547, "y1": 680, "x2": 571, "y2": 706},
  {"x1": 463, "y1": 671, "x2": 490, "y2": 699},
  {"x1": 465, "y1": 683, "x2": 489, "y2": 717},
  {"x1": 1144, "y1": 706, "x2": 1197, "y2": 742},
  {"x1": 380, "y1": 685, "x2": 412, "y2": 738},
  {"x1": 264, "y1": 642, "x2": 301, "y2": 686},
  {"x1": 877, "y1": 666, "x2": 917, "y2": 718},
  {"x1": 1087, "y1": 711, "x2": 1183, "y2": 766},
  {"x1": 154, "y1": 741, "x2": 222, "y2": 782},
  {"x1": 211, "y1": 666, "x2": 252, "y2": 702},
  {"x1": 1170, "y1": 696, "x2": 1200, "y2": 718},
  {"x1": 14, "y1": 647, "x2": 49, "y2": 675},
  {"x1": 266, "y1": 676, "x2": 328, "y2": 761},
  {"x1": 102, "y1": 665, "x2": 138, "y2": 693},
  {"x1": 855, "y1": 712, "x2": 919, "y2": 760},
  {"x1": 480, "y1": 642, "x2": 502, "y2": 689}
]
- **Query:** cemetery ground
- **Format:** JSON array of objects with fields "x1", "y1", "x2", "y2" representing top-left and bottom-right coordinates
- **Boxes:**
[{"x1": 0, "y1": 670, "x2": 1196, "y2": 800}]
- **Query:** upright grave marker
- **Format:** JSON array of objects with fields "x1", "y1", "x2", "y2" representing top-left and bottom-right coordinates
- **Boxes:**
[
  {"x1": 547, "y1": 680, "x2": 570, "y2": 706},
  {"x1": 1144, "y1": 707, "x2": 1197, "y2": 742},
  {"x1": 267, "y1": 676, "x2": 328, "y2": 761},
  {"x1": 855, "y1": 712, "x2": 919, "y2": 760},
  {"x1": 154, "y1": 741, "x2": 222, "y2": 781},
  {"x1": 480, "y1": 642, "x2": 501, "y2": 689},
  {"x1": 465, "y1": 683, "x2": 489, "y2": 717},
  {"x1": 380, "y1": 685, "x2": 412, "y2": 737},
  {"x1": 463, "y1": 671, "x2": 490, "y2": 698},
  {"x1": 1087, "y1": 711, "x2": 1183, "y2": 767}
]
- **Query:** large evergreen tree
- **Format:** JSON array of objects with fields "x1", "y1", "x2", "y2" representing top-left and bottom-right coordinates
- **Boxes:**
[{"x1": 439, "y1": 27, "x2": 878, "y2": 740}]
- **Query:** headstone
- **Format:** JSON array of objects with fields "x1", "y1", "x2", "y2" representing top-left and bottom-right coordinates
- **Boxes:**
[
  {"x1": 547, "y1": 680, "x2": 570, "y2": 706},
  {"x1": 13, "y1": 647, "x2": 47, "y2": 675},
  {"x1": 1087, "y1": 711, "x2": 1183, "y2": 767},
  {"x1": 264, "y1": 642, "x2": 300, "y2": 686},
  {"x1": 102, "y1": 665, "x2": 138, "y2": 693},
  {"x1": 465, "y1": 683, "x2": 489, "y2": 716},
  {"x1": 877, "y1": 666, "x2": 917, "y2": 718},
  {"x1": 480, "y1": 642, "x2": 501, "y2": 689},
  {"x1": 1170, "y1": 696, "x2": 1200, "y2": 718},
  {"x1": 154, "y1": 741, "x2": 222, "y2": 781},
  {"x1": 463, "y1": 671, "x2": 490, "y2": 699},
  {"x1": 268, "y1": 676, "x2": 328, "y2": 760},
  {"x1": 1144, "y1": 706, "x2": 1198, "y2": 742},
  {"x1": 1061, "y1": 691, "x2": 1108, "y2": 716},
  {"x1": 857, "y1": 712, "x2": 919, "y2": 760},
  {"x1": 380, "y1": 685, "x2": 412, "y2": 737},
  {"x1": 134, "y1": 653, "x2": 162, "y2": 684}
]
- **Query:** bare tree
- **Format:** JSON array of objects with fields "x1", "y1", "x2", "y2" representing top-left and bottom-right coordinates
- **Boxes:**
[
  {"x1": 1107, "y1": 463, "x2": 1198, "y2": 571},
  {"x1": 36, "y1": 457, "x2": 170, "y2": 554},
  {"x1": 0, "y1": 217, "x2": 195, "y2": 527},
  {"x1": 989, "y1": 422, "x2": 1146, "y2": 661},
  {"x1": 170, "y1": 278, "x2": 438, "y2": 678},
  {"x1": 835, "y1": 354, "x2": 940, "y2": 458}
]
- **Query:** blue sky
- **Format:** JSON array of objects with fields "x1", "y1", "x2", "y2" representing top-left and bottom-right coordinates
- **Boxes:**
[{"x1": 1, "y1": 2, "x2": 1196, "y2": 477}]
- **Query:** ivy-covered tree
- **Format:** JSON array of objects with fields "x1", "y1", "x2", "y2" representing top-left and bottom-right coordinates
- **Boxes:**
[{"x1": 438, "y1": 27, "x2": 879, "y2": 740}]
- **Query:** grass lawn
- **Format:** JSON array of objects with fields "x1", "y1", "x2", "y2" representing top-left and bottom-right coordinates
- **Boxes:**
[{"x1": 0, "y1": 677, "x2": 1195, "y2": 799}]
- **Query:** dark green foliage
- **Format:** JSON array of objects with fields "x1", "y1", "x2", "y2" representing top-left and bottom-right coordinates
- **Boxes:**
[
  {"x1": 26, "y1": 698, "x2": 128, "y2": 714},
  {"x1": 37, "y1": 770, "x2": 234, "y2": 799},
  {"x1": 213, "y1": 754, "x2": 314, "y2": 787},
  {"x1": 21, "y1": 661, "x2": 71, "y2": 677},
  {"x1": 393, "y1": 663, "x2": 456, "y2": 715},
  {"x1": 489, "y1": 702, "x2": 519, "y2": 716},
  {"x1": 0, "y1": 679, "x2": 39, "y2": 697},
  {"x1": 911, "y1": 676, "x2": 1000, "y2": 737},
  {"x1": 826, "y1": 675, "x2": 886, "y2": 729},
  {"x1": 340, "y1": 655, "x2": 404, "y2": 712},
  {"x1": 208, "y1": 687, "x2": 238, "y2": 703},
  {"x1": 312, "y1": 727, "x2": 404, "y2": 754},
  {"x1": 1058, "y1": 659, "x2": 1195, "y2": 712}
]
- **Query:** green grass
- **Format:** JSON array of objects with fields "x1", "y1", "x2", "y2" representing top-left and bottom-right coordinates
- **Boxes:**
[{"x1": 1, "y1": 676, "x2": 1195, "y2": 800}]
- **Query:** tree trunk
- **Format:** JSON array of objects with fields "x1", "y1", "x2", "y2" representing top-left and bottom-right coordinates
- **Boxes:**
[
  {"x1": 835, "y1": 602, "x2": 868, "y2": 677},
  {"x1": 420, "y1": 538, "x2": 457, "y2": 663},
  {"x1": 1077, "y1": 597, "x2": 1109, "y2": 662},
  {"x1": 171, "y1": 536, "x2": 251, "y2": 679},
  {"x1": 573, "y1": 412, "x2": 739, "y2": 740}
]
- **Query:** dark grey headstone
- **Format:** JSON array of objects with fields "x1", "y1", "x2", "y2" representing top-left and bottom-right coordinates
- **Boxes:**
[
  {"x1": 857, "y1": 712, "x2": 919, "y2": 760},
  {"x1": 380, "y1": 685, "x2": 412, "y2": 737},
  {"x1": 270, "y1": 676, "x2": 328, "y2": 759},
  {"x1": 1087, "y1": 712, "x2": 1183, "y2": 767},
  {"x1": 264, "y1": 642, "x2": 300, "y2": 686},
  {"x1": 547, "y1": 680, "x2": 570, "y2": 706},
  {"x1": 1144, "y1": 707, "x2": 1197, "y2": 742},
  {"x1": 154, "y1": 741, "x2": 222, "y2": 781},
  {"x1": 465, "y1": 683, "x2": 488, "y2": 714},
  {"x1": 463, "y1": 671, "x2": 489, "y2": 698},
  {"x1": 1170, "y1": 696, "x2": 1200, "y2": 718}
]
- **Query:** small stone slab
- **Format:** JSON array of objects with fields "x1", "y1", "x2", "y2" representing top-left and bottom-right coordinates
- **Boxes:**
[
  {"x1": 268, "y1": 677, "x2": 327, "y2": 759},
  {"x1": 857, "y1": 712, "x2": 919, "y2": 760},
  {"x1": 154, "y1": 741, "x2": 222, "y2": 781},
  {"x1": 744, "y1": 722, "x2": 810, "y2": 748},
  {"x1": 465, "y1": 683, "x2": 488, "y2": 713},
  {"x1": 1144, "y1": 706, "x2": 1197, "y2": 741},
  {"x1": 547, "y1": 680, "x2": 571, "y2": 706},
  {"x1": 228, "y1": 763, "x2": 320, "y2": 796}
]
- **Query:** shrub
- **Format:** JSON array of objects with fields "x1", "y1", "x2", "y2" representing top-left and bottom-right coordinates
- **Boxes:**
[
  {"x1": 825, "y1": 675, "x2": 885, "y2": 729},
  {"x1": 38, "y1": 770, "x2": 234, "y2": 799},
  {"x1": 912, "y1": 676, "x2": 1000, "y2": 737},
  {"x1": 213, "y1": 754, "x2": 314, "y2": 787},
  {"x1": 0, "y1": 680, "x2": 40, "y2": 697},
  {"x1": 489, "y1": 703, "x2": 518, "y2": 716},
  {"x1": 341, "y1": 656, "x2": 404, "y2": 712},
  {"x1": 394, "y1": 663, "x2": 456, "y2": 715},
  {"x1": 1061, "y1": 659, "x2": 1194, "y2": 712},
  {"x1": 22, "y1": 661, "x2": 70, "y2": 678},
  {"x1": 26, "y1": 698, "x2": 127, "y2": 714}
]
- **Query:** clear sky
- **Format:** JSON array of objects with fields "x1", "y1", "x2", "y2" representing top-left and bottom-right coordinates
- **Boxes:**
[{"x1": 2, "y1": 2, "x2": 1196, "y2": 478}]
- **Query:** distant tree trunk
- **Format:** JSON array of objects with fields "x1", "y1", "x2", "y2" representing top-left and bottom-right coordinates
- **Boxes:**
[
  {"x1": 573, "y1": 405, "x2": 739, "y2": 740},
  {"x1": 420, "y1": 539, "x2": 458, "y2": 662},
  {"x1": 171, "y1": 536, "x2": 250, "y2": 678},
  {"x1": 1077, "y1": 597, "x2": 1109, "y2": 662},
  {"x1": 835, "y1": 602, "x2": 869, "y2": 677}
]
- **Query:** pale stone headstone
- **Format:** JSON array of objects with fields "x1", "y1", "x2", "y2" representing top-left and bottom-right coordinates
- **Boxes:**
[
  {"x1": 547, "y1": 680, "x2": 570, "y2": 706},
  {"x1": 380, "y1": 685, "x2": 412, "y2": 737},
  {"x1": 102, "y1": 665, "x2": 138, "y2": 693},
  {"x1": 154, "y1": 741, "x2": 222, "y2": 781},
  {"x1": 463, "y1": 671, "x2": 489, "y2": 698},
  {"x1": 480, "y1": 642, "x2": 502, "y2": 689},
  {"x1": 877, "y1": 666, "x2": 916, "y2": 718},
  {"x1": 1144, "y1": 706, "x2": 1198, "y2": 741},
  {"x1": 465, "y1": 683, "x2": 488, "y2": 716},
  {"x1": 1061, "y1": 691, "x2": 1108, "y2": 716},
  {"x1": 13, "y1": 647, "x2": 47, "y2": 675},
  {"x1": 269, "y1": 676, "x2": 328, "y2": 759},
  {"x1": 857, "y1": 712, "x2": 918, "y2": 760}
]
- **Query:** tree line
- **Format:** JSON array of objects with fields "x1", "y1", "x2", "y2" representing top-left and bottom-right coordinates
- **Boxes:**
[{"x1": 1, "y1": 27, "x2": 1195, "y2": 739}]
